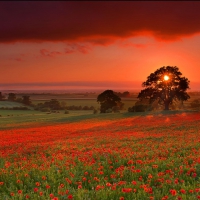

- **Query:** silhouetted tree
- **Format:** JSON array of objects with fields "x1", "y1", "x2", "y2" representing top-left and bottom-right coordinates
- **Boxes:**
[
  {"x1": 47, "y1": 99, "x2": 62, "y2": 110},
  {"x1": 22, "y1": 96, "x2": 31, "y2": 105},
  {"x1": 8, "y1": 93, "x2": 16, "y2": 101},
  {"x1": 97, "y1": 90, "x2": 121, "y2": 113},
  {"x1": 138, "y1": 66, "x2": 190, "y2": 110},
  {"x1": 0, "y1": 92, "x2": 5, "y2": 101}
]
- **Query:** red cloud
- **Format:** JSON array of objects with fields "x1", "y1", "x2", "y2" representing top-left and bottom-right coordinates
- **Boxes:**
[
  {"x1": 65, "y1": 43, "x2": 91, "y2": 54},
  {"x1": 1, "y1": 2, "x2": 200, "y2": 43},
  {"x1": 121, "y1": 43, "x2": 148, "y2": 48},
  {"x1": 40, "y1": 49, "x2": 62, "y2": 57},
  {"x1": 40, "y1": 43, "x2": 91, "y2": 57}
]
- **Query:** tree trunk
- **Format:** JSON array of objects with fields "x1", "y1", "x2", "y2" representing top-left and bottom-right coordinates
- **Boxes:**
[{"x1": 164, "y1": 100, "x2": 170, "y2": 110}]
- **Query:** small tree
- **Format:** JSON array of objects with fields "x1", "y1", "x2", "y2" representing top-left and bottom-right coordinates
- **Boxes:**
[
  {"x1": 0, "y1": 92, "x2": 5, "y2": 101},
  {"x1": 48, "y1": 99, "x2": 62, "y2": 110},
  {"x1": 22, "y1": 96, "x2": 31, "y2": 105},
  {"x1": 138, "y1": 66, "x2": 190, "y2": 110},
  {"x1": 97, "y1": 90, "x2": 121, "y2": 113},
  {"x1": 8, "y1": 93, "x2": 16, "y2": 101}
]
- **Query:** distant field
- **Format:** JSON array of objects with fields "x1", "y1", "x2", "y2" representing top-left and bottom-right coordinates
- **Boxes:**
[
  {"x1": 32, "y1": 99, "x2": 138, "y2": 110},
  {"x1": 27, "y1": 92, "x2": 200, "y2": 110}
]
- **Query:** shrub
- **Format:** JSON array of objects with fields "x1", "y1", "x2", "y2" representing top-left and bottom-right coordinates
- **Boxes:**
[
  {"x1": 128, "y1": 105, "x2": 148, "y2": 112},
  {"x1": 93, "y1": 109, "x2": 98, "y2": 114},
  {"x1": 112, "y1": 106, "x2": 120, "y2": 113},
  {"x1": 64, "y1": 110, "x2": 69, "y2": 114},
  {"x1": 135, "y1": 104, "x2": 147, "y2": 112},
  {"x1": 106, "y1": 108, "x2": 112, "y2": 113},
  {"x1": 128, "y1": 106, "x2": 135, "y2": 112}
]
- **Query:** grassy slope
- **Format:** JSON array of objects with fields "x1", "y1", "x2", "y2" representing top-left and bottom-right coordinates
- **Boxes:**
[
  {"x1": 0, "y1": 101, "x2": 27, "y2": 108},
  {"x1": 0, "y1": 108, "x2": 198, "y2": 130}
]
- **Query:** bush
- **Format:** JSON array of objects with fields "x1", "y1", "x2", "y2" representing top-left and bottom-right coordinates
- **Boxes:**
[
  {"x1": 128, "y1": 106, "x2": 135, "y2": 112},
  {"x1": 128, "y1": 105, "x2": 148, "y2": 112},
  {"x1": 112, "y1": 106, "x2": 120, "y2": 113},
  {"x1": 135, "y1": 104, "x2": 147, "y2": 112},
  {"x1": 93, "y1": 109, "x2": 98, "y2": 114},
  {"x1": 106, "y1": 108, "x2": 112, "y2": 113},
  {"x1": 64, "y1": 110, "x2": 69, "y2": 114}
]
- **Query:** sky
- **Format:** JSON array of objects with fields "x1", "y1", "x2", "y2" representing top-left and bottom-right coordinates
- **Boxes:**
[{"x1": 1, "y1": 1, "x2": 200, "y2": 91}]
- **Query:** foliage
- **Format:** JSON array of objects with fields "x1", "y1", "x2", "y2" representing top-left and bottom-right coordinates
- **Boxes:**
[
  {"x1": 22, "y1": 96, "x2": 32, "y2": 106},
  {"x1": 34, "y1": 100, "x2": 96, "y2": 112},
  {"x1": 138, "y1": 66, "x2": 190, "y2": 110},
  {"x1": 93, "y1": 108, "x2": 98, "y2": 114},
  {"x1": 128, "y1": 104, "x2": 148, "y2": 112},
  {"x1": 97, "y1": 90, "x2": 121, "y2": 113},
  {"x1": 34, "y1": 99, "x2": 63, "y2": 111},
  {"x1": 64, "y1": 110, "x2": 69, "y2": 114},
  {"x1": 0, "y1": 92, "x2": 5, "y2": 101},
  {"x1": 8, "y1": 93, "x2": 16, "y2": 101}
]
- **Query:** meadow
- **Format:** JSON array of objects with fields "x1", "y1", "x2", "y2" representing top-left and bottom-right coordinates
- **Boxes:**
[
  {"x1": 0, "y1": 92, "x2": 200, "y2": 199},
  {"x1": 0, "y1": 109, "x2": 200, "y2": 200}
]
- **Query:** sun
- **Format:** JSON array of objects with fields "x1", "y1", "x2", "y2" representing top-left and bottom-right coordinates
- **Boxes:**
[{"x1": 164, "y1": 75, "x2": 169, "y2": 81}]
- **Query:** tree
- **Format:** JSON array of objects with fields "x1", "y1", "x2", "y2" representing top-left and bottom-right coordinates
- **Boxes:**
[
  {"x1": 8, "y1": 93, "x2": 16, "y2": 101},
  {"x1": 46, "y1": 99, "x2": 62, "y2": 110},
  {"x1": 22, "y1": 96, "x2": 31, "y2": 105},
  {"x1": 0, "y1": 92, "x2": 5, "y2": 101},
  {"x1": 97, "y1": 90, "x2": 121, "y2": 113},
  {"x1": 138, "y1": 66, "x2": 190, "y2": 110}
]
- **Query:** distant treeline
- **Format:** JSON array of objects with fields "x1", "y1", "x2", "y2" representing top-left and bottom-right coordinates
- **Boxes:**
[
  {"x1": 34, "y1": 99, "x2": 97, "y2": 112},
  {"x1": 0, "y1": 92, "x2": 32, "y2": 105},
  {"x1": 114, "y1": 91, "x2": 131, "y2": 98}
]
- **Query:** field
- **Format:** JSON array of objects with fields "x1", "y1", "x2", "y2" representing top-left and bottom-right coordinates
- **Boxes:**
[{"x1": 0, "y1": 109, "x2": 200, "y2": 200}]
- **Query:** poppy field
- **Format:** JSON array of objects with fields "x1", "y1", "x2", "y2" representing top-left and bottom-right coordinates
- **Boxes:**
[{"x1": 0, "y1": 112, "x2": 200, "y2": 200}]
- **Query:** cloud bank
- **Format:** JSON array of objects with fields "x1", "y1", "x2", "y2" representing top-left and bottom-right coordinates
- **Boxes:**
[{"x1": 1, "y1": 2, "x2": 200, "y2": 43}]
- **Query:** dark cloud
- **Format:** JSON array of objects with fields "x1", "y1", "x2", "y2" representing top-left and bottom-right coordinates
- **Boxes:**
[{"x1": 0, "y1": 1, "x2": 200, "y2": 43}]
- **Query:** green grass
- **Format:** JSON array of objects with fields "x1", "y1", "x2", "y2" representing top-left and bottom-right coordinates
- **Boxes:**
[
  {"x1": 0, "y1": 110, "x2": 93, "y2": 130},
  {"x1": 0, "y1": 101, "x2": 27, "y2": 108}
]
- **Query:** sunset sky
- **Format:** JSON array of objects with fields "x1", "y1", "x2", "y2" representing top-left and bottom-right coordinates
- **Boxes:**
[{"x1": 1, "y1": 1, "x2": 200, "y2": 91}]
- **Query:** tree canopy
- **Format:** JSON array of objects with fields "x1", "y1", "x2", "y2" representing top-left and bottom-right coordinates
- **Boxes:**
[
  {"x1": 138, "y1": 66, "x2": 190, "y2": 110},
  {"x1": 97, "y1": 90, "x2": 121, "y2": 113}
]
